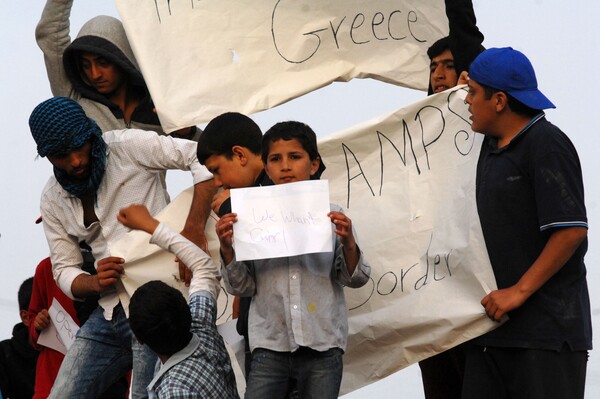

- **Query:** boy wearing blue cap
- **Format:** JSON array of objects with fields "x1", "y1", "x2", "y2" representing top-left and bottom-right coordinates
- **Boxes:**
[{"x1": 464, "y1": 47, "x2": 591, "y2": 398}]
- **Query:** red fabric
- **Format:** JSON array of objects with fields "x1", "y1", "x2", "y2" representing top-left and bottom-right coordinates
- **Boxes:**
[{"x1": 28, "y1": 257, "x2": 81, "y2": 399}]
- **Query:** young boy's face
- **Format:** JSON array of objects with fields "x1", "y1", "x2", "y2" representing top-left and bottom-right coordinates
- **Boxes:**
[
  {"x1": 264, "y1": 138, "x2": 319, "y2": 184},
  {"x1": 204, "y1": 153, "x2": 255, "y2": 189}
]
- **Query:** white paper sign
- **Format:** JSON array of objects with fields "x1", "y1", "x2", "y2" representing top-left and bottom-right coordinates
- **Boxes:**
[
  {"x1": 37, "y1": 320, "x2": 67, "y2": 355},
  {"x1": 230, "y1": 180, "x2": 332, "y2": 261},
  {"x1": 38, "y1": 298, "x2": 80, "y2": 354},
  {"x1": 115, "y1": 0, "x2": 448, "y2": 131}
]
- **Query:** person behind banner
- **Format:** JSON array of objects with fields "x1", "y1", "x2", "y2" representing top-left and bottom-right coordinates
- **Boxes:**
[
  {"x1": 28, "y1": 96, "x2": 214, "y2": 399},
  {"x1": 0, "y1": 278, "x2": 37, "y2": 399},
  {"x1": 419, "y1": 1, "x2": 485, "y2": 398},
  {"x1": 427, "y1": 0, "x2": 484, "y2": 95},
  {"x1": 216, "y1": 121, "x2": 371, "y2": 399},
  {"x1": 462, "y1": 47, "x2": 591, "y2": 399},
  {"x1": 117, "y1": 204, "x2": 239, "y2": 398}
]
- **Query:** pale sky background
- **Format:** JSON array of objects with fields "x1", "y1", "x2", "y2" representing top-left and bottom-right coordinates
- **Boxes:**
[{"x1": 1, "y1": 0, "x2": 599, "y2": 397}]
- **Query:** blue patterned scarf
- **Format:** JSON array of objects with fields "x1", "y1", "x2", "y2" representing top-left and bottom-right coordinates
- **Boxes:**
[{"x1": 29, "y1": 97, "x2": 107, "y2": 198}]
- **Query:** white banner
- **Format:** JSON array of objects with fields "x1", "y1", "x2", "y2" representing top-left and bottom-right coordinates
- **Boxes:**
[
  {"x1": 115, "y1": 0, "x2": 448, "y2": 131},
  {"x1": 319, "y1": 86, "x2": 499, "y2": 394},
  {"x1": 109, "y1": 86, "x2": 499, "y2": 395}
]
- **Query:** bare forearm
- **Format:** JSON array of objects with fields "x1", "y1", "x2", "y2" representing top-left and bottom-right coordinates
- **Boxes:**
[
  {"x1": 70, "y1": 273, "x2": 100, "y2": 299},
  {"x1": 184, "y1": 179, "x2": 217, "y2": 237}
]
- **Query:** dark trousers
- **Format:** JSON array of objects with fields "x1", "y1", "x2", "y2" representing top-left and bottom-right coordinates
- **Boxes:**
[
  {"x1": 461, "y1": 343, "x2": 588, "y2": 399},
  {"x1": 419, "y1": 344, "x2": 466, "y2": 399}
]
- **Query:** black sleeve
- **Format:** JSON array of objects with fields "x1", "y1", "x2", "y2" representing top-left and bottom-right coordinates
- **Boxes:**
[
  {"x1": 446, "y1": 0, "x2": 485, "y2": 75},
  {"x1": 218, "y1": 198, "x2": 232, "y2": 218}
]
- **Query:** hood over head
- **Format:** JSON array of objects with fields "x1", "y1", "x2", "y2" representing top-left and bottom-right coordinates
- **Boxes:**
[{"x1": 63, "y1": 15, "x2": 147, "y2": 104}]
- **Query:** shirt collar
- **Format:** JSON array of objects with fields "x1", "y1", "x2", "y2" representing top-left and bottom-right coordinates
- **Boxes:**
[
  {"x1": 488, "y1": 112, "x2": 545, "y2": 153},
  {"x1": 147, "y1": 334, "x2": 201, "y2": 392}
]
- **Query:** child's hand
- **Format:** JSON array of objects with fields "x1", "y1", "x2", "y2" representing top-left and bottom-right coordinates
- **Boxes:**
[
  {"x1": 216, "y1": 213, "x2": 237, "y2": 248},
  {"x1": 117, "y1": 204, "x2": 159, "y2": 234},
  {"x1": 329, "y1": 211, "x2": 360, "y2": 274},
  {"x1": 34, "y1": 309, "x2": 50, "y2": 333},
  {"x1": 458, "y1": 70, "x2": 469, "y2": 85},
  {"x1": 216, "y1": 213, "x2": 237, "y2": 263},
  {"x1": 328, "y1": 211, "x2": 355, "y2": 243}
]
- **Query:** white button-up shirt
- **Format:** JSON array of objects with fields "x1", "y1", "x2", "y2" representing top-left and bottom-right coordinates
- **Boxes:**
[{"x1": 41, "y1": 129, "x2": 212, "y2": 320}]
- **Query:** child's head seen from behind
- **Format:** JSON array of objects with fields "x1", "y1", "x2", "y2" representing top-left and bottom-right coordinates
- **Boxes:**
[{"x1": 262, "y1": 121, "x2": 326, "y2": 185}]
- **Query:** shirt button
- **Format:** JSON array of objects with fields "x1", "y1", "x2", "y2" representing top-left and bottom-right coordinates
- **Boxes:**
[
  {"x1": 292, "y1": 275, "x2": 297, "y2": 280},
  {"x1": 293, "y1": 305, "x2": 298, "y2": 309}
]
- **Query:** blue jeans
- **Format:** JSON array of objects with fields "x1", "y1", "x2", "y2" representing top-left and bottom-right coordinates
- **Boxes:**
[
  {"x1": 49, "y1": 304, "x2": 158, "y2": 399},
  {"x1": 245, "y1": 347, "x2": 343, "y2": 399}
]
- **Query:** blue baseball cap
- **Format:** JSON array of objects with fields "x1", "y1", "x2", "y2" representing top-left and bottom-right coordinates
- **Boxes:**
[{"x1": 469, "y1": 47, "x2": 555, "y2": 110}]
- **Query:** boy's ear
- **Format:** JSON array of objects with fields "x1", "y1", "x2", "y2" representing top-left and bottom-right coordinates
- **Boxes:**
[{"x1": 231, "y1": 146, "x2": 248, "y2": 166}]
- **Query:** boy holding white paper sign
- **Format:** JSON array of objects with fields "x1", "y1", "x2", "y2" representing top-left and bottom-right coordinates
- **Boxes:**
[{"x1": 217, "y1": 121, "x2": 371, "y2": 399}]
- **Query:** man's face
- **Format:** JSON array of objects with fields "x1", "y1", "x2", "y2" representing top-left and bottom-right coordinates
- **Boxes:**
[
  {"x1": 429, "y1": 49, "x2": 458, "y2": 94},
  {"x1": 79, "y1": 52, "x2": 125, "y2": 95},
  {"x1": 465, "y1": 80, "x2": 497, "y2": 134},
  {"x1": 47, "y1": 141, "x2": 92, "y2": 180},
  {"x1": 204, "y1": 153, "x2": 254, "y2": 189}
]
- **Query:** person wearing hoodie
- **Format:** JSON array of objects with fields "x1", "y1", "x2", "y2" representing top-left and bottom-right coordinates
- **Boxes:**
[
  {"x1": 0, "y1": 278, "x2": 37, "y2": 399},
  {"x1": 36, "y1": 0, "x2": 215, "y2": 291},
  {"x1": 36, "y1": 0, "x2": 198, "y2": 138}
]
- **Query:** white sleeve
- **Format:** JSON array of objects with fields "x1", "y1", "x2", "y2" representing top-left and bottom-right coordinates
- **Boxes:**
[
  {"x1": 149, "y1": 223, "x2": 220, "y2": 300},
  {"x1": 117, "y1": 129, "x2": 213, "y2": 184}
]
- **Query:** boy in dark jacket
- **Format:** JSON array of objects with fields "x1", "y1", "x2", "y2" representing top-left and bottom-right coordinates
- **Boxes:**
[{"x1": 0, "y1": 278, "x2": 37, "y2": 399}]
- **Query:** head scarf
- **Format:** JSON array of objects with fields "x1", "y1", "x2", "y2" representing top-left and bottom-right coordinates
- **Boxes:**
[{"x1": 29, "y1": 97, "x2": 107, "y2": 198}]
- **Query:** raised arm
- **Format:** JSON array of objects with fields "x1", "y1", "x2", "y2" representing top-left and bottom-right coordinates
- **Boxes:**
[
  {"x1": 36, "y1": 0, "x2": 76, "y2": 97},
  {"x1": 118, "y1": 204, "x2": 221, "y2": 300},
  {"x1": 446, "y1": 0, "x2": 485, "y2": 76}
]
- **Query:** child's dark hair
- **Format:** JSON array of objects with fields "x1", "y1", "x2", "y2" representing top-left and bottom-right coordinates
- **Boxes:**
[
  {"x1": 18, "y1": 277, "x2": 34, "y2": 311},
  {"x1": 128, "y1": 280, "x2": 192, "y2": 356},
  {"x1": 197, "y1": 112, "x2": 262, "y2": 164},
  {"x1": 427, "y1": 36, "x2": 450, "y2": 61},
  {"x1": 262, "y1": 121, "x2": 326, "y2": 179}
]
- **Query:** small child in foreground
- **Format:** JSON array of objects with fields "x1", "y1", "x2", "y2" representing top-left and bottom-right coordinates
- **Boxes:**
[
  {"x1": 216, "y1": 121, "x2": 371, "y2": 399},
  {"x1": 117, "y1": 204, "x2": 239, "y2": 399}
]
